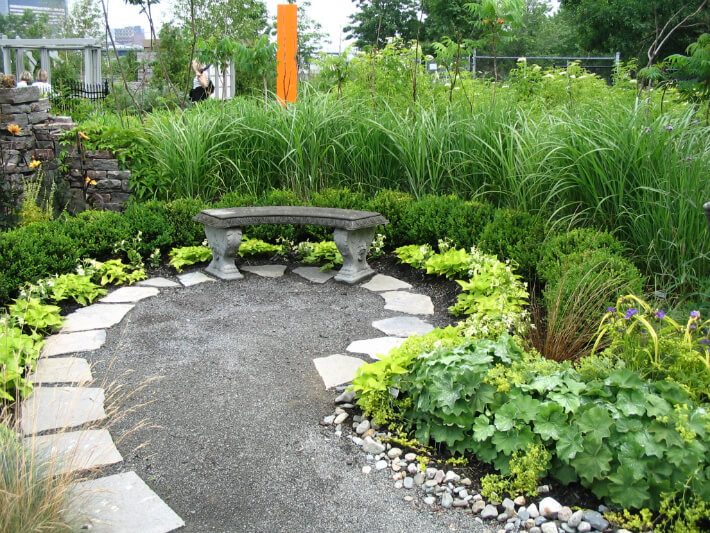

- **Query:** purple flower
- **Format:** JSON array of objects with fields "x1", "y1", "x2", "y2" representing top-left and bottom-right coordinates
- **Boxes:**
[
  {"x1": 655, "y1": 310, "x2": 666, "y2": 319},
  {"x1": 690, "y1": 310, "x2": 700, "y2": 319},
  {"x1": 665, "y1": 124, "x2": 674, "y2": 132},
  {"x1": 699, "y1": 339, "x2": 710, "y2": 346},
  {"x1": 607, "y1": 306, "x2": 617, "y2": 313},
  {"x1": 625, "y1": 308, "x2": 639, "y2": 320}
]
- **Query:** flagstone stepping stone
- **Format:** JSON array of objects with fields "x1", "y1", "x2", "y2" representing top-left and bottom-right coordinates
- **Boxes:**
[
  {"x1": 372, "y1": 316, "x2": 435, "y2": 337},
  {"x1": 30, "y1": 357, "x2": 92, "y2": 384},
  {"x1": 138, "y1": 277, "x2": 181, "y2": 288},
  {"x1": 177, "y1": 271, "x2": 216, "y2": 287},
  {"x1": 61, "y1": 304, "x2": 135, "y2": 333},
  {"x1": 380, "y1": 291, "x2": 434, "y2": 315},
  {"x1": 292, "y1": 266, "x2": 336, "y2": 284},
  {"x1": 42, "y1": 330, "x2": 107, "y2": 357},
  {"x1": 100, "y1": 286, "x2": 160, "y2": 303},
  {"x1": 241, "y1": 264, "x2": 288, "y2": 278},
  {"x1": 24, "y1": 429, "x2": 122, "y2": 475},
  {"x1": 313, "y1": 354, "x2": 367, "y2": 389},
  {"x1": 361, "y1": 274, "x2": 412, "y2": 292},
  {"x1": 67, "y1": 471, "x2": 185, "y2": 533},
  {"x1": 21, "y1": 387, "x2": 106, "y2": 435},
  {"x1": 346, "y1": 336, "x2": 407, "y2": 360}
]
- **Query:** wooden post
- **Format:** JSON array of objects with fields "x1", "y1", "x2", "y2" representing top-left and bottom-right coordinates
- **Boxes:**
[
  {"x1": 276, "y1": 3, "x2": 298, "y2": 104},
  {"x1": 40, "y1": 48, "x2": 50, "y2": 83}
]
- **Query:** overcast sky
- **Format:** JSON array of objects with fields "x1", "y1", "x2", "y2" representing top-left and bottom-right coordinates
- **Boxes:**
[{"x1": 88, "y1": 0, "x2": 558, "y2": 53}]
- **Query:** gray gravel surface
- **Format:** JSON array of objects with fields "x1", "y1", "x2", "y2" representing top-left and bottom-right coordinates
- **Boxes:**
[{"x1": 85, "y1": 270, "x2": 494, "y2": 533}]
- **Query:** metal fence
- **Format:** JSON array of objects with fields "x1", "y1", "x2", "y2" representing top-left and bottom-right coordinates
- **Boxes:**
[
  {"x1": 49, "y1": 79, "x2": 110, "y2": 114},
  {"x1": 468, "y1": 52, "x2": 621, "y2": 81}
]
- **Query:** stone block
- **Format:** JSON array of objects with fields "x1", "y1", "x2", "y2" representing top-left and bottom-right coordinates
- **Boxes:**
[
  {"x1": 1, "y1": 103, "x2": 30, "y2": 113},
  {"x1": 61, "y1": 303, "x2": 135, "y2": 333},
  {"x1": 85, "y1": 149, "x2": 113, "y2": 159},
  {"x1": 30, "y1": 357, "x2": 92, "y2": 384},
  {"x1": 100, "y1": 286, "x2": 159, "y2": 303},
  {"x1": 1, "y1": 113, "x2": 29, "y2": 126},
  {"x1": 0, "y1": 137, "x2": 35, "y2": 150},
  {"x1": 110, "y1": 192, "x2": 131, "y2": 203},
  {"x1": 107, "y1": 170, "x2": 131, "y2": 180},
  {"x1": 35, "y1": 140, "x2": 53, "y2": 149},
  {"x1": 32, "y1": 148, "x2": 54, "y2": 161},
  {"x1": 30, "y1": 99, "x2": 51, "y2": 112},
  {"x1": 28, "y1": 111, "x2": 49, "y2": 124},
  {"x1": 42, "y1": 330, "x2": 107, "y2": 357},
  {"x1": 86, "y1": 159, "x2": 119, "y2": 171},
  {"x1": 102, "y1": 203, "x2": 124, "y2": 212},
  {"x1": 24, "y1": 429, "x2": 122, "y2": 475},
  {"x1": 372, "y1": 316, "x2": 435, "y2": 337},
  {"x1": 313, "y1": 354, "x2": 366, "y2": 389},
  {"x1": 121, "y1": 179, "x2": 131, "y2": 192},
  {"x1": 95, "y1": 179, "x2": 123, "y2": 190},
  {"x1": 20, "y1": 386, "x2": 106, "y2": 434},
  {"x1": 0, "y1": 86, "x2": 40, "y2": 104},
  {"x1": 86, "y1": 170, "x2": 107, "y2": 180},
  {"x1": 346, "y1": 337, "x2": 407, "y2": 360}
]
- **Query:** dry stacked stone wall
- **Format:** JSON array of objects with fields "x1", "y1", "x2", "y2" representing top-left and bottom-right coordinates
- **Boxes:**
[{"x1": 0, "y1": 86, "x2": 132, "y2": 219}]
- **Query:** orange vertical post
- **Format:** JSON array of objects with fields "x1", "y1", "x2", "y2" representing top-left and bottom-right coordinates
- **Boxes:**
[{"x1": 277, "y1": 3, "x2": 298, "y2": 104}]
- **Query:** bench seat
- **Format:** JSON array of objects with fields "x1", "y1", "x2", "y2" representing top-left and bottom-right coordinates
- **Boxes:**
[{"x1": 194, "y1": 206, "x2": 389, "y2": 284}]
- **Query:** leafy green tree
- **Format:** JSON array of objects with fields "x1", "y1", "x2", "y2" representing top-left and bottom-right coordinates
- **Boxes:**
[
  {"x1": 0, "y1": 10, "x2": 52, "y2": 39},
  {"x1": 152, "y1": 22, "x2": 193, "y2": 92},
  {"x1": 422, "y1": 0, "x2": 478, "y2": 43},
  {"x1": 561, "y1": 0, "x2": 710, "y2": 63},
  {"x1": 668, "y1": 33, "x2": 710, "y2": 120},
  {"x1": 172, "y1": 0, "x2": 269, "y2": 42},
  {"x1": 234, "y1": 35, "x2": 276, "y2": 101},
  {"x1": 466, "y1": 0, "x2": 525, "y2": 79},
  {"x1": 345, "y1": 0, "x2": 421, "y2": 49},
  {"x1": 64, "y1": 0, "x2": 103, "y2": 39}
]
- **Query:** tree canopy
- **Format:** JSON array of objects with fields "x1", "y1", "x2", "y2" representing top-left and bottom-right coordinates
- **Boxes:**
[{"x1": 344, "y1": 0, "x2": 421, "y2": 49}]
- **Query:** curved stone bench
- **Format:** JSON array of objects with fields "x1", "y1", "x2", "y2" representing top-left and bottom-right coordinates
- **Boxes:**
[{"x1": 194, "y1": 206, "x2": 389, "y2": 284}]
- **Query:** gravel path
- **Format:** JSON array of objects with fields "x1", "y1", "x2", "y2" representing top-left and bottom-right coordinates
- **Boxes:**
[{"x1": 84, "y1": 270, "x2": 494, "y2": 533}]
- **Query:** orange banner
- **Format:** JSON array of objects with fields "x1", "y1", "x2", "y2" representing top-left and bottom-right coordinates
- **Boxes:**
[{"x1": 277, "y1": 3, "x2": 298, "y2": 104}]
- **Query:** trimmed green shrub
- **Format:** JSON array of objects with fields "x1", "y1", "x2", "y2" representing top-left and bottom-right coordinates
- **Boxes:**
[
  {"x1": 478, "y1": 209, "x2": 546, "y2": 278},
  {"x1": 59, "y1": 210, "x2": 129, "y2": 260},
  {"x1": 538, "y1": 228, "x2": 626, "y2": 283},
  {"x1": 0, "y1": 222, "x2": 80, "y2": 303},
  {"x1": 165, "y1": 198, "x2": 207, "y2": 248},
  {"x1": 366, "y1": 189, "x2": 414, "y2": 245},
  {"x1": 122, "y1": 201, "x2": 174, "y2": 256}
]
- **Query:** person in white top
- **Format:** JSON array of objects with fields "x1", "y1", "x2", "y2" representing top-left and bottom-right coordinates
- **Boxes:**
[
  {"x1": 16, "y1": 71, "x2": 32, "y2": 87},
  {"x1": 189, "y1": 60, "x2": 214, "y2": 102},
  {"x1": 32, "y1": 69, "x2": 52, "y2": 95}
]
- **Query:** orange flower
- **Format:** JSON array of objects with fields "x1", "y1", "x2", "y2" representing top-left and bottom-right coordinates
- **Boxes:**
[
  {"x1": 7, "y1": 123, "x2": 21, "y2": 136},
  {"x1": 78, "y1": 131, "x2": 89, "y2": 141},
  {"x1": 497, "y1": 17, "x2": 505, "y2": 24},
  {"x1": 84, "y1": 176, "x2": 97, "y2": 186},
  {"x1": 28, "y1": 159, "x2": 41, "y2": 170}
]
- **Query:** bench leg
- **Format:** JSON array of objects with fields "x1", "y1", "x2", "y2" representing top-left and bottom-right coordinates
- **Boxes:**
[
  {"x1": 333, "y1": 227, "x2": 376, "y2": 284},
  {"x1": 204, "y1": 226, "x2": 244, "y2": 280}
]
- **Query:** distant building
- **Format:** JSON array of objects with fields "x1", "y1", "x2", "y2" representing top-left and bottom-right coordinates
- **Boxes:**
[
  {"x1": 1, "y1": 0, "x2": 68, "y2": 25},
  {"x1": 113, "y1": 26, "x2": 145, "y2": 46}
]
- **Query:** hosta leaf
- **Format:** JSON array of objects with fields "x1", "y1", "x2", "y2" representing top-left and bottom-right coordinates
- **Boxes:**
[
  {"x1": 533, "y1": 402, "x2": 567, "y2": 441},
  {"x1": 606, "y1": 466, "x2": 651, "y2": 508},
  {"x1": 430, "y1": 424, "x2": 467, "y2": 448},
  {"x1": 570, "y1": 438, "x2": 613, "y2": 484},
  {"x1": 576, "y1": 405, "x2": 613, "y2": 440},
  {"x1": 616, "y1": 388, "x2": 647, "y2": 416},
  {"x1": 494, "y1": 402, "x2": 517, "y2": 431},
  {"x1": 472, "y1": 383, "x2": 496, "y2": 412},
  {"x1": 472, "y1": 414, "x2": 495, "y2": 442},
  {"x1": 632, "y1": 430, "x2": 665, "y2": 459},
  {"x1": 556, "y1": 428, "x2": 584, "y2": 461},
  {"x1": 549, "y1": 391, "x2": 581, "y2": 414},
  {"x1": 491, "y1": 426, "x2": 535, "y2": 455},
  {"x1": 645, "y1": 393, "x2": 672, "y2": 418},
  {"x1": 604, "y1": 368, "x2": 644, "y2": 389}
]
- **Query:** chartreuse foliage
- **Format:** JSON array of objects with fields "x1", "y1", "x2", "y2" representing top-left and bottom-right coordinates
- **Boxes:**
[
  {"x1": 169, "y1": 246, "x2": 212, "y2": 272},
  {"x1": 0, "y1": 317, "x2": 42, "y2": 401},
  {"x1": 7, "y1": 299, "x2": 62, "y2": 334},
  {"x1": 296, "y1": 241, "x2": 343, "y2": 271},
  {"x1": 47, "y1": 274, "x2": 107, "y2": 306}
]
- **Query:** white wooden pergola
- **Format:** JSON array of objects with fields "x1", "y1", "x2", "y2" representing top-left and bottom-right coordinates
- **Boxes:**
[{"x1": 0, "y1": 37, "x2": 102, "y2": 84}]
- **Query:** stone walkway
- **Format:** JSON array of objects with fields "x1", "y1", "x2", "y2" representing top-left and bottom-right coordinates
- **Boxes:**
[{"x1": 20, "y1": 266, "x2": 490, "y2": 533}]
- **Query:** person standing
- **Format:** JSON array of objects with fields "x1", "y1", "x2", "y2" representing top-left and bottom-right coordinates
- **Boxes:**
[
  {"x1": 189, "y1": 60, "x2": 214, "y2": 102},
  {"x1": 32, "y1": 69, "x2": 52, "y2": 95},
  {"x1": 16, "y1": 71, "x2": 32, "y2": 87}
]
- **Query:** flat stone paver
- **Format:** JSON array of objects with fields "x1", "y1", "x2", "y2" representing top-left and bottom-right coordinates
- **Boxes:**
[
  {"x1": 67, "y1": 471, "x2": 185, "y2": 533},
  {"x1": 346, "y1": 337, "x2": 407, "y2": 360},
  {"x1": 177, "y1": 271, "x2": 215, "y2": 287},
  {"x1": 138, "y1": 277, "x2": 181, "y2": 288},
  {"x1": 361, "y1": 274, "x2": 412, "y2": 292},
  {"x1": 24, "y1": 429, "x2": 122, "y2": 475},
  {"x1": 381, "y1": 291, "x2": 434, "y2": 315},
  {"x1": 312, "y1": 354, "x2": 367, "y2": 389},
  {"x1": 100, "y1": 286, "x2": 160, "y2": 303},
  {"x1": 42, "y1": 330, "x2": 107, "y2": 357},
  {"x1": 292, "y1": 266, "x2": 336, "y2": 284},
  {"x1": 242, "y1": 264, "x2": 288, "y2": 278},
  {"x1": 372, "y1": 316, "x2": 435, "y2": 337},
  {"x1": 20, "y1": 387, "x2": 106, "y2": 434},
  {"x1": 61, "y1": 304, "x2": 135, "y2": 333},
  {"x1": 30, "y1": 357, "x2": 92, "y2": 384}
]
